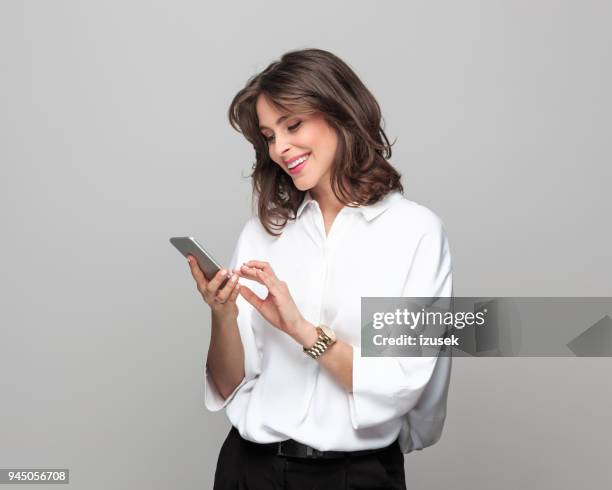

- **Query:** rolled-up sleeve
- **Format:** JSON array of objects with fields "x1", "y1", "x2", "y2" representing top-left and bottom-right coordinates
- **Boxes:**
[
  {"x1": 203, "y1": 219, "x2": 262, "y2": 412},
  {"x1": 348, "y1": 220, "x2": 453, "y2": 430}
]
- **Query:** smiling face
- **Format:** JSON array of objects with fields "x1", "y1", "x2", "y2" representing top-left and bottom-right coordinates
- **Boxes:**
[{"x1": 256, "y1": 94, "x2": 338, "y2": 193}]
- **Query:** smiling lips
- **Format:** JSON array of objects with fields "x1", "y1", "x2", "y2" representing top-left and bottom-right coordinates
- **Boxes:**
[
  {"x1": 284, "y1": 152, "x2": 310, "y2": 165},
  {"x1": 286, "y1": 153, "x2": 310, "y2": 174}
]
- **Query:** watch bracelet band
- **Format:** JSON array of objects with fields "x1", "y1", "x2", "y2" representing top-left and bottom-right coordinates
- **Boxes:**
[{"x1": 303, "y1": 327, "x2": 333, "y2": 360}]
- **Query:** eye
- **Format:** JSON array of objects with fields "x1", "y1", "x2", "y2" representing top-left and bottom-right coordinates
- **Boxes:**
[{"x1": 263, "y1": 121, "x2": 302, "y2": 144}]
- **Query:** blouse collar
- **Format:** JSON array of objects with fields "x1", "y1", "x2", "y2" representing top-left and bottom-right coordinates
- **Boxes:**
[{"x1": 295, "y1": 190, "x2": 401, "y2": 222}]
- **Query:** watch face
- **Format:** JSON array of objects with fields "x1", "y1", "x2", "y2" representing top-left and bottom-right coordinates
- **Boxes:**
[{"x1": 320, "y1": 325, "x2": 337, "y2": 342}]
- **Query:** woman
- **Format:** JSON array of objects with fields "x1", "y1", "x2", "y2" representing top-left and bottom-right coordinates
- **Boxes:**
[{"x1": 187, "y1": 48, "x2": 453, "y2": 489}]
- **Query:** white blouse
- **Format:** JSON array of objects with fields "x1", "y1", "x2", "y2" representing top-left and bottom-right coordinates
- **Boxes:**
[{"x1": 203, "y1": 190, "x2": 454, "y2": 453}]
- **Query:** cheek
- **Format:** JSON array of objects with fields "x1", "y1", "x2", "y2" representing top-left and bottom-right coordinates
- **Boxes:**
[
  {"x1": 313, "y1": 129, "x2": 337, "y2": 162},
  {"x1": 306, "y1": 126, "x2": 325, "y2": 147},
  {"x1": 270, "y1": 149, "x2": 285, "y2": 170},
  {"x1": 268, "y1": 147, "x2": 279, "y2": 163}
]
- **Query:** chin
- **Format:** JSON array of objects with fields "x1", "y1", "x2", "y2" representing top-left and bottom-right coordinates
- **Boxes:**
[
  {"x1": 291, "y1": 177, "x2": 312, "y2": 191},
  {"x1": 295, "y1": 180, "x2": 319, "y2": 193}
]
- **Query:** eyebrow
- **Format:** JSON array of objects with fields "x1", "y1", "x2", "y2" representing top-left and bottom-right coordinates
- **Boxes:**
[{"x1": 259, "y1": 115, "x2": 290, "y2": 131}]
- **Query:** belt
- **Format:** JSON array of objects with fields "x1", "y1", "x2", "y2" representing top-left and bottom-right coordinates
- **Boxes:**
[
  {"x1": 276, "y1": 439, "x2": 388, "y2": 459},
  {"x1": 242, "y1": 432, "x2": 392, "y2": 460}
]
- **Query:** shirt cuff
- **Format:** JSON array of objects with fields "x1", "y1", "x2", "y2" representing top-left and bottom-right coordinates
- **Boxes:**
[
  {"x1": 348, "y1": 353, "x2": 438, "y2": 430},
  {"x1": 203, "y1": 363, "x2": 248, "y2": 412}
]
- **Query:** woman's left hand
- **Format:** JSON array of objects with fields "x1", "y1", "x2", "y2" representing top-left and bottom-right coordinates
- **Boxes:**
[{"x1": 237, "y1": 260, "x2": 305, "y2": 340}]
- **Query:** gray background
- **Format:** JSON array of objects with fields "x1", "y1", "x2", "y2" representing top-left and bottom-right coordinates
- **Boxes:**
[{"x1": 1, "y1": 0, "x2": 610, "y2": 488}]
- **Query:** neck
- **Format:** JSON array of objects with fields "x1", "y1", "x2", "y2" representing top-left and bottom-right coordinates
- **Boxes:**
[{"x1": 309, "y1": 182, "x2": 344, "y2": 216}]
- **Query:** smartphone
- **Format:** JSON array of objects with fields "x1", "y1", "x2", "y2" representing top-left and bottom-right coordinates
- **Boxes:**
[{"x1": 170, "y1": 236, "x2": 232, "y2": 289}]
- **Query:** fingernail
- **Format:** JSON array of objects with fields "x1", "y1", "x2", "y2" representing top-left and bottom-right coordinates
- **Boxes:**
[{"x1": 220, "y1": 269, "x2": 226, "y2": 275}]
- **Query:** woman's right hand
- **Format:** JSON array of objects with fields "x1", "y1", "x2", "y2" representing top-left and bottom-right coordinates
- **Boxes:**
[{"x1": 187, "y1": 255, "x2": 241, "y2": 317}]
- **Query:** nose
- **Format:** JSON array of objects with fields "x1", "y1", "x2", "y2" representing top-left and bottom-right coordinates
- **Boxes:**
[{"x1": 273, "y1": 132, "x2": 292, "y2": 157}]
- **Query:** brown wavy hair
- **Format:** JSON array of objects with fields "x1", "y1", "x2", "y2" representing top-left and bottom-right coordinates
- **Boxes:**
[{"x1": 228, "y1": 48, "x2": 404, "y2": 236}]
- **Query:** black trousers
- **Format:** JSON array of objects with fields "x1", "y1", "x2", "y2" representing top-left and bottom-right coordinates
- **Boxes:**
[{"x1": 213, "y1": 426, "x2": 407, "y2": 490}]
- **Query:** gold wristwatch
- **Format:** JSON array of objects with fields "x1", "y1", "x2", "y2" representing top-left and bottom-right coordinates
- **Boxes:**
[{"x1": 303, "y1": 325, "x2": 337, "y2": 360}]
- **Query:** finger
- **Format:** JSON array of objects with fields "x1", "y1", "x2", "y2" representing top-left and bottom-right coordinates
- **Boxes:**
[
  {"x1": 206, "y1": 268, "x2": 232, "y2": 295},
  {"x1": 238, "y1": 283, "x2": 264, "y2": 310},
  {"x1": 239, "y1": 266, "x2": 269, "y2": 287},
  {"x1": 239, "y1": 264, "x2": 264, "y2": 282},
  {"x1": 228, "y1": 281, "x2": 240, "y2": 302},
  {"x1": 216, "y1": 272, "x2": 240, "y2": 302},
  {"x1": 239, "y1": 264, "x2": 279, "y2": 289},
  {"x1": 252, "y1": 269, "x2": 283, "y2": 297},
  {"x1": 243, "y1": 260, "x2": 278, "y2": 279},
  {"x1": 187, "y1": 255, "x2": 208, "y2": 287}
]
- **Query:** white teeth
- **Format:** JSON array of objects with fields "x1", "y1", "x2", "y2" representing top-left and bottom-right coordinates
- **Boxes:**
[{"x1": 288, "y1": 154, "x2": 309, "y2": 169}]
